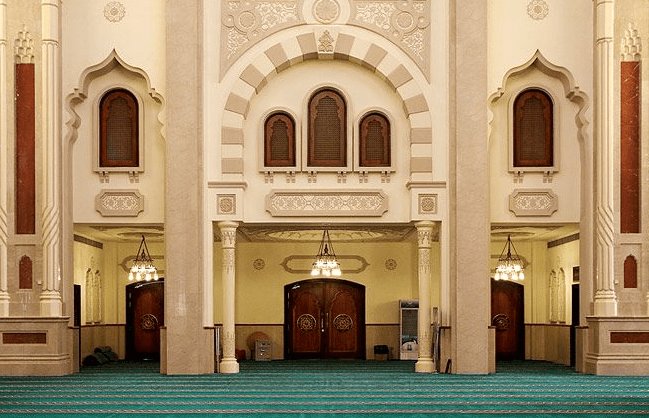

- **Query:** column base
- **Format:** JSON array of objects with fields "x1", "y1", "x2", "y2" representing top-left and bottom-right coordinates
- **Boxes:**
[
  {"x1": 40, "y1": 291, "x2": 62, "y2": 317},
  {"x1": 415, "y1": 357, "x2": 435, "y2": 373},
  {"x1": 219, "y1": 357, "x2": 239, "y2": 374},
  {"x1": 0, "y1": 292, "x2": 9, "y2": 317},
  {"x1": 593, "y1": 290, "x2": 617, "y2": 316}
]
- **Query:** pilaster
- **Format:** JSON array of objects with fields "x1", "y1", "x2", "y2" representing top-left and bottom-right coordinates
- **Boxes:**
[
  {"x1": 39, "y1": 0, "x2": 62, "y2": 317},
  {"x1": 0, "y1": 0, "x2": 8, "y2": 317},
  {"x1": 593, "y1": 0, "x2": 617, "y2": 316},
  {"x1": 415, "y1": 221, "x2": 434, "y2": 373},
  {"x1": 218, "y1": 221, "x2": 239, "y2": 374}
]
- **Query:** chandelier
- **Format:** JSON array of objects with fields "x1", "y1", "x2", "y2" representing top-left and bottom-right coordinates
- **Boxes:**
[
  {"x1": 310, "y1": 229, "x2": 341, "y2": 277},
  {"x1": 494, "y1": 235, "x2": 525, "y2": 281},
  {"x1": 128, "y1": 235, "x2": 159, "y2": 282}
]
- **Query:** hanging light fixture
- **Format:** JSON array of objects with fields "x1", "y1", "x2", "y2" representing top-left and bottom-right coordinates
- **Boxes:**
[
  {"x1": 310, "y1": 229, "x2": 342, "y2": 277},
  {"x1": 128, "y1": 235, "x2": 158, "y2": 282},
  {"x1": 494, "y1": 235, "x2": 525, "y2": 281}
]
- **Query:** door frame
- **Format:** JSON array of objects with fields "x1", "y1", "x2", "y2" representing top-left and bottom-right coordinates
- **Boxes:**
[{"x1": 284, "y1": 278, "x2": 366, "y2": 359}]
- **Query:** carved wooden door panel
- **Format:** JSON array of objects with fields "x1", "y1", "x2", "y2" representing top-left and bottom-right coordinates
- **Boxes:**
[
  {"x1": 126, "y1": 280, "x2": 164, "y2": 361},
  {"x1": 288, "y1": 280, "x2": 323, "y2": 357},
  {"x1": 491, "y1": 279, "x2": 524, "y2": 360},
  {"x1": 285, "y1": 279, "x2": 365, "y2": 359}
]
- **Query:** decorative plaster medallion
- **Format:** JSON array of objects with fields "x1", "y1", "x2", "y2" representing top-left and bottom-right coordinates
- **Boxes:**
[
  {"x1": 314, "y1": 0, "x2": 340, "y2": 24},
  {"x1": 104, "y1": 1, "x2": 126, "y2": 23},
  {"x1": 385, "y1": 258, "x2": 397, "y2": 270},
  {"x1": 253, "y1": 258, "x2": 266, "y2": 270},
  {"x1": 418, "y1": 194, "x2": 438, "y2": 214},
  {"x1": 318, "y1": 30, "x2": 335, "y2": 52},
  {"x1": 217, "y1": 194, "x2": 236, "y2": 215},
  {"x1": 527, "y1": 0, "x2": 549, "y2": 20},
  {"x1": 509, "y1": 189, "x2": 558, "y2": 217},
  {"x1": 14, "y1": 26, "x2": 34, "y2": 64},
  {"x1": 95, "y1": 190, "x2": 144, "y2": 217},
  {"x1": 266, "y1": 190, "x2": 388, "y2": 216},
  {"x1": 333, "y1": 314, "x2": 353, "y2": 331}
]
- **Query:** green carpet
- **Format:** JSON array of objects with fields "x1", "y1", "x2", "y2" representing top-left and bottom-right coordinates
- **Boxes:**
[{"x1": 1, "y1": 360, "x2": 649, "y2": 417}]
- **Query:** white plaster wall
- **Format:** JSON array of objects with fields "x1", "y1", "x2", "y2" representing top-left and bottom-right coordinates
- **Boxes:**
[
  {"x1": 62, "y1": 0, "x2": 166, "y2": 99},
  {"x1": 73, "y1": 239, "x2": 104, "y2": 325},
  {"x1": 547, "y1": 239, "x2": 580, "y2": 324},
  {"x1": 68, "y1": 66, "x2": 166, "y2": 224},
  {"x1": 240, "y1": 59, "x2": 412, "y2": 223},
  {"x1": 488, "y1": 0, "x2": 592, "y2": 96},
  {"x1": 489, "y1": 66, "x2": 582, "y2": 224},
  {"x1": 488, "y1": 0, "x2": 592, "y2": 225}
]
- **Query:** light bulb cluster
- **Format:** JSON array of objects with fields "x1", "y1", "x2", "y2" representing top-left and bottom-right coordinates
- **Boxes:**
[
  {"x1": 311, "y1": 254, "x2": 342, "y2": 277},
  {"x1": 310, "y1": 230, "x2": 342, "y2": 277},
  {"x1": 128, "y1": 235, "x2": 158, "y2": 282},
  {"x1": 494, "y1": 234, "x2": 525, "y2": 282},
  {"x1": 494, "y1": 260, "x2": 525, "y2": 281},
  {"x1": 128, "y1": 263, "x2": 159, "y2": 282}
]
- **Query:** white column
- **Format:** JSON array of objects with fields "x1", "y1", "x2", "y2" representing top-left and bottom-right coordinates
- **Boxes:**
[
  {"x1": 415, "y1": 221, "x2": 434, "y2": 373},
  {"x1": 593, "y1": 0, "x2": 617, "y2": 316},
  {"x1": 0, "y1": 0, "x2": 8, "y2": 317},
  {"x1": 39, "y1": 0, "x2": 62, "y2": 316},
  {"x1": 219, "y1": 221, "x2": 239, "y2": 374}
]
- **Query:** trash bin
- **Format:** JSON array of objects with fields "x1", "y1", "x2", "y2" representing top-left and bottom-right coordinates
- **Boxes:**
[{"x1": 374, "y1": 344, "x2": 389, "y2": 361}]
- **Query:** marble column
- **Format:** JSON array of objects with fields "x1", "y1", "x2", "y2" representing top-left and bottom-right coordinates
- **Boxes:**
[
  {"x1": 219, "y1": 221, "x2": 239, "y2": 374},
  {"x1": 593, "y1": 0, "x2": 617, "y2": 316},
  {"x1": 450, "y1": 0, "x2": 490, "y2": 374},
  {"x1": 39, "y1": 0, "x2": 62, "y2": 317},
  {"x1": 0, "y1": 0, "x2": 8, "y2": 317},
  {"x1": 415, "y1": 221, "x2": 435, "y2": 373}
]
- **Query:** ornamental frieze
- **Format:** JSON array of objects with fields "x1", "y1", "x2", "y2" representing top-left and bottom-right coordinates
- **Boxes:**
[
  {"x1": 265, "y1": 190, "x2": 388, "y2": 216},
  {"x1": 220, "y1": 0, "x2": 430, "y2": 78}
]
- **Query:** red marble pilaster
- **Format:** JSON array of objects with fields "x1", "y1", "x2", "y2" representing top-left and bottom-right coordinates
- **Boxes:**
[
  {"x1": 15, "y1": 63, "x2": 36, "y2": 235},
  {"x1": 620, "y1": 61, "x2": 640, "y2": 233}
]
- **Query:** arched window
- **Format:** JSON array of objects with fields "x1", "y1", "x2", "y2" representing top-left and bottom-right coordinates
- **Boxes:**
[
  {"x1": 308, "y1": 88, "x2": 346, "y2": 167},
  {"x1": 99, "y1": 89, "x2": 139, "y2": 167},
  {"x1": 264, "y1": 112, "x2": 296, "y2": 167},
  {"x1": 624, "y1": 255, "x2": 638, "y2": 288},
  {"x1": 359, "y1": 112, "x2": 390, "y2": 167},
  {"x1": 513, "y1": 89, "x2": 553, "y2": 167}
]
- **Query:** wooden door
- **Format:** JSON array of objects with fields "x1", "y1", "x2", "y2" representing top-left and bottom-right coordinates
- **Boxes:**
[
  {"x1": 126, "y1": 280, "x2": 164, "y2": 360},
  {"x1": 491, "y1": 279, "x2": 524, "y2": 360},
  {"x1": 285, "y1": 279, "x2": 365, "y2": 359}
]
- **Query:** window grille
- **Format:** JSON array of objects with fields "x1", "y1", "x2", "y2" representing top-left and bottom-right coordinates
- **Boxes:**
[
  {"x1": 513, "y1": 89, "x2": 553, "y2": 167},
  {"x1": 264, "y1": 112, "x2": 296, "y2": 167},
  {"x1": 308, "y1": 89, "x2": 346, "y2": 167},
  {"x1": 359, "y1": 113, "x2": 390, "y2": 167},
  {"x1": 99, "y1": 89, "x2": 139, "y2": 167}
]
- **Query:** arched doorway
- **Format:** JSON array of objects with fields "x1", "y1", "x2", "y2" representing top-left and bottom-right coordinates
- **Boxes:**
[
  {"x1": 491, "y1": 279, "x2": 524, "y2": 360},
  {"x1": 126, "y1": 280, "x2": 164, "y2": 360},
  {"x1": 285, "y1": 279, "x2": 365, "y2": 359}
]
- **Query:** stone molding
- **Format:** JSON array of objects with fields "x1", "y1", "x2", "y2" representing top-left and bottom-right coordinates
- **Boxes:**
[
  {"x1": 95, "y1": 189, "x2": 144, "y2": 217},
  {"x1": 14, "y1": 25, "x2": 34, "y2": 64},
  {"x1": 508, "y1": 188, "x2": 557, "y2": 217},
  {"x1": 621, "y1": 22, "x2": 641, "y2": 62},
  {"x1": 266, "y1": 189, "x2": 388, "y2": 216}
]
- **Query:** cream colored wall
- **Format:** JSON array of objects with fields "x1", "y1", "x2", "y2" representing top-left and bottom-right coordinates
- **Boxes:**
[
  {"x1": 62, "y1": 0, "x2": 166, "y2": 99},
  {"x1": 213, "y1": 239, "x2": 441, "y2": 358},
  {"x1": 74, "y1": 237, "x2": 165, "y2": 324},
  {"x1": 73, "y1": 239, "x2": 105, "y2": 325},
  {"x1": 547, "y1": 239, "x2": 579, "y2": 324}
]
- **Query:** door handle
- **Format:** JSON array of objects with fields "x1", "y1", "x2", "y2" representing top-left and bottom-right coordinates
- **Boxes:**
[{"x1": 321, "y1": 316, "x2": 324, "y2": 332}]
